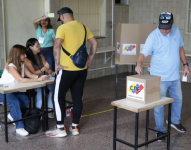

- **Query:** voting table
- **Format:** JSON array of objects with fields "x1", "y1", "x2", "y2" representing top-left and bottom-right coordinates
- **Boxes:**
[
  {"x1": 0, "y1": 82, "x2": 46, "y2": 142},
  {"x1": 111, "y1": 97, "x2": 174, "y2": 150}
]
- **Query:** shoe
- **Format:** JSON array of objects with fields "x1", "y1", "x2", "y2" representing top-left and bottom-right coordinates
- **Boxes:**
[
  {"x1": 166, "y1": 120, "x2": 186, "y2": 133},
  {"x1": 16, "y1": 128, "x2": 29, "y2": 136},
  {"x1": 0, "y1": 101, "x2": 4, "y2": 105},
  {"x1": 155, "y1": 132, "x2": 166, "y2": 142},
  {"x1": 70, "y1": 126, "x2": 79, "y2": 136},
  {"x1": 48, "y1": 108, "x2": 54, "y2": 119},
  {"x1": 46, "y1": 127, "x2": 67, "y2": 137},
  {"x1": 8, "y1": 113, "x2": 15, "y2": 125}
]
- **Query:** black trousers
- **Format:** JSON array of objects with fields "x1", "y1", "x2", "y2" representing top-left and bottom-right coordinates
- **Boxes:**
[{"x1": 52, "y1": 69, "x2": 87, "y2": 124}]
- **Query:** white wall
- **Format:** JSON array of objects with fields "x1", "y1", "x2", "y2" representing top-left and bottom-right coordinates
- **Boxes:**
[{"x1": 4, "y1": 0, "x2": 45, "y2": 56}]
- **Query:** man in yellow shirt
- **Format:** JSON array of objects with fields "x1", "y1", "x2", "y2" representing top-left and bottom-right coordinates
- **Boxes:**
[{"x1": 46, "y1": 7, "x2": 98, "y2": 137}]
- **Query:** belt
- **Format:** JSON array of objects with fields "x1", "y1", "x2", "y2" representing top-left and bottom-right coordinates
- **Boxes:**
[{"x1": 40, "y1": 46, "x2": 53, "y2": 50}]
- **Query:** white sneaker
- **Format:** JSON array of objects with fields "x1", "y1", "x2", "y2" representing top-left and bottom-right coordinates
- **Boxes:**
[
  {"x1": 48, "y1": 108, "x2": 54, "y2": 119},
  {"x1": 46, "y1": 127, "x2": 67, "y2": 138},
  {"x1": 16, "y1": 128, "x2": 29, "y2": 136},
  {"x1": 70, "y1": 126, "x2": 79, "y2": 136},
  {"x1": 8, "y1": 113, "x2": 15, "y2": 125},
  {"x1": 0, "y1": 101, "x2": 4, "y2": 105}
]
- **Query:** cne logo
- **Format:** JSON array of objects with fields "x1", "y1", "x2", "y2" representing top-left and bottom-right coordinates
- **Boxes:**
[
  {"x1": 128, "y1": 83, "x2": 144, "y2": 94},
  {"x1": 123, "y1": 44, "x2": 136, "y2": 52}
]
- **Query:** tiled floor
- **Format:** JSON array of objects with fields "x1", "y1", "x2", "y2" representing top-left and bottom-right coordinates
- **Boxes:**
[{"x1": 0, "y1": 73, "x2": 191, "y2": 150}]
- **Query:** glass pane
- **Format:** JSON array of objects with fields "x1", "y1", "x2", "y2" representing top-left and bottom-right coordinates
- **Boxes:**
[{"x1": 188, "y1": 10, "x2": 191, "y2": 33}]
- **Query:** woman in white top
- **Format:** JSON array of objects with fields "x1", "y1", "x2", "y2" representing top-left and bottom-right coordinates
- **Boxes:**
[{"x1": 0, "y1": 45, "x2": 49, "y2": 136}]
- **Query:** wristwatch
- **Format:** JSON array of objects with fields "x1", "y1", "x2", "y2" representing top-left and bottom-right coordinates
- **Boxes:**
[{"x1": 183, "y1": 63, "x2": 189, "y2": 66}]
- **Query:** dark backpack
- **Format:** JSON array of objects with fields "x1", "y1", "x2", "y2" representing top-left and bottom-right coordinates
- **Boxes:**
[{"x1": 22, "y1": 108, "x2": 42, "y2": 134}]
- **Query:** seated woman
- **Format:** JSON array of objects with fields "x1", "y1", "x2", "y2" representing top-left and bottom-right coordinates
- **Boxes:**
[
  {"x1": 24, "y1": 38, "x2": 55, "y2": 118},
  {"x1": 0, "y1": 44, "x2": 49, "y2": 136}
]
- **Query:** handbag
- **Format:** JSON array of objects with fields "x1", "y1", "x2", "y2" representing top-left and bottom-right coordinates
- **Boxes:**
[
  {"x1": 22, "y1": 108, "x2": 42, "y2": 134},
  {"x1": 61, "y1": 24, "x2": 88, "y2": 68}
]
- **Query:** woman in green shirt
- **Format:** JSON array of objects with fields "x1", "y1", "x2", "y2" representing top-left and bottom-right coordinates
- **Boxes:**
[{"x1": 33, "y1": 16, "x2": 56, "y2": 71}]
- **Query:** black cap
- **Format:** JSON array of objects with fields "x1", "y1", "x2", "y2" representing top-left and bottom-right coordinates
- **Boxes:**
[
  {"x1": 159, "y1": 12, "x2": 173, "y2": 29},
  {"x1": 57, "y1": 7, "x2": 73, "y2": 21}
]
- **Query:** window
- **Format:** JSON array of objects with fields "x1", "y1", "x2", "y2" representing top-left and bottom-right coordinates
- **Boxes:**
[
  {"x1": 59, "y1": 0, "x2": 106, "y2": 37},
  {"x1": 187, "y1": 0, "x2": 191, "y2": 33}
]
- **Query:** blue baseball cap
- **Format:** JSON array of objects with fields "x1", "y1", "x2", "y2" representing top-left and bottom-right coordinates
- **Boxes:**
[{"x1": 57, "y1": 7, "x2": 73, "y2": 21}]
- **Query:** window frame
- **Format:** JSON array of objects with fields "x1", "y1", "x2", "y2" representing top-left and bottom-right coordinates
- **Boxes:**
[
  {"x1": 186, "y1": 0, "x2": 191, "y2": 34},
  {"x1": 59, "y1": 0, "x2": 106, "y2": 37}
]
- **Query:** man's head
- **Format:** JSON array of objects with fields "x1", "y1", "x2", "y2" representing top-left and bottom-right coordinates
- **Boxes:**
[
  {"x1": 57, "y1": 7, "x2": 74, "y2": 24},
  {"x1": 158, "y1": 12, "x2": 174, "y2": 35}
]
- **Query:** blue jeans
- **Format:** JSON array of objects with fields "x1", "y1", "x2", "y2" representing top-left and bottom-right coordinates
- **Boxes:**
[
  {"x1": 35, "y1": 84, "x2": 54, "y2": 109},
  {"x1": 154, "y1": 79, "x2": 182, "y2": 132},
  {"x1": 0, "y1": 92, "x2": 29, "y2": 129},
  {"x1": 40, "y1": 47, "x2": 55, "y2": 71}
]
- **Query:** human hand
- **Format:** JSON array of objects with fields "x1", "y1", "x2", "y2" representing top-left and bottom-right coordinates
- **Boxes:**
[
  {"x1": 51, "y1": 72, "x2": 56, "y2": 75},
  {"x1": 55, "y1": 64, "x2": 68, "y2": 75},
  {"x1": 41, "y1": 16, "x2": 49, "y2": 20},
  {"x1": 184, "y1": 66, "x2": 190, "y2": 76},
  {"x1": 44, "y1": 62, "x2": 50, "y2": 69},
  {"x1": 86, "y1": 58, "x2": 92, "y2": 68},
  {"x1": 135, "y1": 65, "x2": 143, "y2": 75},
  {"x1": 38, "y1": 75, "x2": 50, "y2": 81}
]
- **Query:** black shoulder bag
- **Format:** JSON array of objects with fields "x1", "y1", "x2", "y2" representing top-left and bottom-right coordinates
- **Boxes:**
[{"x1": 61, "y1": 24, "x2": 88, "y2": 68}]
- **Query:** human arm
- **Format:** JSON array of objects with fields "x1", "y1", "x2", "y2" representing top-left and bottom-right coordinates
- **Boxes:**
[
  {"x1": 180, "y1": 47, "x2": 190, "y2": 76},
  {"x1": 8, "y1": 66, "x2": 47, "y2": 83},
  {"x1": 24, "y1": 58, "x2": 49, "y2": 75},
  {"x1": 52, "y1": 37, "x2": 55, "y2": 45},
  {"x1": 54, "y1": 38, "x2": 68, "y2": 74},
  {"x1": 135, "y1": 33, "x2": 154, "y2": 75},
  {"x1": 87, "y1": 37, "x2": 98, "y2": 68},
  {"x1": 33, "y1": 16, "x2": 49, "y2": 29},
  {"x1": 40, "y1": 54, "x2": 55, "y2": 74},
  {"x1": 135, "y1": 54, "x2": 146, "y2": 75}
]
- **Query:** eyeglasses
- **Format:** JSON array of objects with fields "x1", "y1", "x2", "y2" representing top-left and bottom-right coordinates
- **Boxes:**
[{"x1": 159, "y1": 14, "x2": 172, "y2": 20}]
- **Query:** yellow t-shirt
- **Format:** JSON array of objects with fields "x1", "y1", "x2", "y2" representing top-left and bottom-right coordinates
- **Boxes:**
[{"x1": 56, "y1": 20, "x2": 94, "y2": 71}]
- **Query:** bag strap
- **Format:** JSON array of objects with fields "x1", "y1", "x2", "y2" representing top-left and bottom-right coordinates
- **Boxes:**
[
  {"x1": 61, "y1": 45, "x2": 71, "y2": 57},
  {"x1": 82, "y1": 25, "x2": 87, "y2": 46},
  {"x1": 61, "y1": 24, "x2": 87, "y2": 56}
]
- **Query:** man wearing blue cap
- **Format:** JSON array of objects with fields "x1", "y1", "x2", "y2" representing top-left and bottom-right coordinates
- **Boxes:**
[
  {"x1": 135, "y1": 12, "x2": 190, "y2": 141},
  {"x1": 46, "y1": 7, "x2": 98, "y2": 137}
]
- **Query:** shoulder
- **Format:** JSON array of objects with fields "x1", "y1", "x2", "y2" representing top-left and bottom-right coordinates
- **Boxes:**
[
  {"x1": 150, "y1": 28, "x2": 159, "y2": 36},
  {"x1": 172, "y1": 26, "x2": 179, "y2": 31},
  {"x1": 146, "y1": 28, "x2": 158, "y2": 41},
  {"x1": 40, "y1": 53, "x2": 45, "y2": 58},
  {"x1": 57, "y1": 24, "x2": 66, "y2": 30},
  {"x1": 24, "y1": 58, "x2": 31, "y2": 64},
  {"x1": 8, "y1": 63, "x2": 17, "y2": 68},
  {"x1": 40, "y1": 54, "x2": 46, "y2": 61},
  {"x1": 49, "y1": 28, "x2": 55, "y2": 32},
  {"x1": 172, "y1": 26, "x2": 181, "y2": 34},
  {"x1": 84, "y1": 25, "x2": 90, "y2": 32},
  {"x1": 24, "y1": 58, "x2": 32, "y2": 67},
  {"x1": 36, "y1": 25, "x2": 42, "y2": 31}
]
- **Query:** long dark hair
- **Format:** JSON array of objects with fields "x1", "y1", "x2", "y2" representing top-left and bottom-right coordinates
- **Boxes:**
[
  {"x1": 5, "y1": 45, "x2": 27, "y2": 75},
  {"x1": 26, "y1": 38, "x2": 41, "y2": 66},
  {"x1": 40, "y1": 17, "x2": 53, "y2": 29}
]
